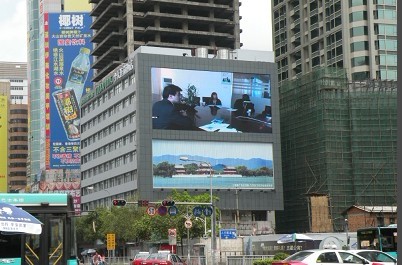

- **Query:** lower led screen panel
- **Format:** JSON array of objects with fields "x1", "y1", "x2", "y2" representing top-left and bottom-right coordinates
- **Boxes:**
[{"x1": 152, "y1": 140, "x2": 274, "y2": 190}]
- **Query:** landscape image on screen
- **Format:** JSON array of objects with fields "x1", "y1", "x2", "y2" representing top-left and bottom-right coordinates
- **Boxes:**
[
  {"x1": 151, "y1": 68, "x2": 272, "y2": 133},
  {"x1": 153, "y1": 140, "x2": 274, "y2": 190}
]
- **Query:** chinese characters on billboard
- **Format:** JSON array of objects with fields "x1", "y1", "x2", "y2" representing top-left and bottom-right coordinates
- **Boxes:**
[
  {"x1": 151, "y1": 68, "x2": 272, "y2": 133},
  {"x1": 152, "y1": 140, "x2": 274, "y2": 190},
  {"x1": 47, "y1": 12, "x2": 93, "y2": 169}
]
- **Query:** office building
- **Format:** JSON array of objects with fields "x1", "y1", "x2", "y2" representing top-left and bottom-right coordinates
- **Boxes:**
[
  {"x1": 0, "y1": 62, "x2": 29, "y2": 192},
  {"x1": 89, "y1": 0, "x2": 241, "y2": 82},
  {"x1": 277, "y1": 67, "x2": 397, "y2": 232},
  {"x1": 272, "y1": 0, "x2": 397, "y2": 84},
  {"x1": 80, "y1": 47, "x2": 282, "y2": 235}
]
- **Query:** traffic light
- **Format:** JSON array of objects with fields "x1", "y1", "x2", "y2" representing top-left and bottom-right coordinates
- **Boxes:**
[
  {"x1": 137, "y1": 200, "x2": 149, "y2": 207},
  {"x1": 161, "y1": 200, "x2": 175, "y2": 207},
  {"x1": 112, "y1": 199, "x2": 126, "y2": 206}
]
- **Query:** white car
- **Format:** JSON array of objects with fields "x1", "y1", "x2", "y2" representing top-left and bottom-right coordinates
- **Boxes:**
[
  {"x1": 347, "y1": 250, "x2": 397, "y2": 264},
  {"x1": 272, "y1": 249, "x2": 372, "y2": 264}
]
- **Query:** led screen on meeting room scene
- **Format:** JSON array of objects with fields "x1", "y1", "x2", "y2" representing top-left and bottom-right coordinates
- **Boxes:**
[
  {"x1": 152, "y1": 139, "x2": 274, "y2": 190},
  {"x1": 151, "y1": 68, "x2": 272, "y2": 133}
]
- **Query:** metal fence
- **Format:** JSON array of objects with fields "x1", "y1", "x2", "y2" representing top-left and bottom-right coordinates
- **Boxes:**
[{"x1": 83, "y1": 255, "x2": 273, "y2": 265}]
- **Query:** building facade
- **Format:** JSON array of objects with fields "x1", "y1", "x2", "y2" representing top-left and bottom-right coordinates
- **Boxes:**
[
  {"x1": 89, "y1": 0, "x2": 242, "y2": 82},
  {"x1": 272, "y1": 0, "x2": 397, "y2": 84},
  {"x1": 80, "y1": 47, "x2": 283, "y2": 233},
  {"x1": 0, "y1": 62, "x2": 29, "y2": 192},
  {"x1": 277, "y1": 68, "x2": 397, "y2": 233}
]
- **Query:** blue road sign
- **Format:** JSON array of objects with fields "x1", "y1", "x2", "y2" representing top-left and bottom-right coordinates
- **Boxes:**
[
  {"x1": 193, "y1": 206, "x2": 203, "y2": 217},
  {"x1": 220, "y1": 229, "x2": 237, "y2": 239},
  {"x1": 203, "y1": 206, "x2": 213, "y2": 217},
  {"x1": 168, "y1": 206, "x2": 178, "y2": 216}
]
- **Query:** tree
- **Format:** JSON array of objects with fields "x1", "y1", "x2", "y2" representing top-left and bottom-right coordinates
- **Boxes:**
[{"x1": 75, "y1": 190, "x2": 219, "y2": 250}]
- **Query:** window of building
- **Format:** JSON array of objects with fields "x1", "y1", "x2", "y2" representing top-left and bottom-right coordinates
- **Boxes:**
[
  {"x1": 375, "y1": 9, "x2": 397, "y2": 19},
  {"x1": 350, "y1": 11, "x2": 367, "y2": 22},
  {"x1": 376, "y1": 39, "x2": 397, "y2": 50},
  {"x1": 375, "y1": 24, "x2": 397, "y2": 36},
  {"x1": 349, "y1": 0, "x2": 367, "y2": 6},
  {"x1": 351, "y1": 56, "x2": 369, "y2": 67},
  {"x1": 379, "y1": 54, "x2": 397, "y2": 66},
  {"x1": 376, "y1": 0, "x2": 396, "y2": 5},
  {"x1": 351, "y1": 41, "x2": 369, "y2": 52},
  {"x1": 350, "y1": 26, "x2": 368, "y2": 37},
  {"x1": 351, "y1": 71, "x2": 370, "y2": 80}
]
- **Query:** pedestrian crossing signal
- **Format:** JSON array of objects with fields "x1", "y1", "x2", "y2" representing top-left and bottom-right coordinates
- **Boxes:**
[{"x1": 112, "y1": 199, "x2": 126, "y2": 206}]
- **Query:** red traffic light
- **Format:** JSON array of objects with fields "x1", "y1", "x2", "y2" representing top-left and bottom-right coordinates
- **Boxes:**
[
  {"x1": 138, "y1": 200, "x2": 149, "y2": 207},
  {"x1": 161, "y1": 200, "x2": 175, "y2": 207},
  {"x1": 112, "y1": 199, "x2": 127, "y2": 206}
]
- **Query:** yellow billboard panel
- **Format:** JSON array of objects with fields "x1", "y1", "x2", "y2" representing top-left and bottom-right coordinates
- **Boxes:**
[
  {"x1": 64, "y1": 0, "x2": 92, "y2": 12},
  {"x1": 0, "y1": 96, "x2": 8, "y2": 192}
]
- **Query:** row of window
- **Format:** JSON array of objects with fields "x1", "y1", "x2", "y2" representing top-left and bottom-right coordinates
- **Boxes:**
[
  {"x1": 81, "y1": 113, "x2": 136, "y2": 149},
  {"x1": 81, "y1": 93, "x2": 136, "y2": 133},
  {"x1": 9, "y1": 79, "x2": 23, "y2": 83},
  {"x1": 350, "y1": 24, "x2": 397, "y2": 37},
  {"x1": 81, "y1": 151, "x2": 136, "y2": 180},
  {"x1": 10, "y1": 118, "x2": 28, "y2": 124},
  {"x1": 81, "y1": 74, "x2": 134, "y2": 118},
  {"x1": 10, "y1": 86, "x2": 25, "y2": 90},
  {"x1": 81, "y1": 131, "x2": 136, "y2": 165},
  {"x1": 83, "y1": 170, "x2": 137, "y2": 196},
  {"x1": 10, "y1": 109, "x2": 28, "y2": 114},
  {"x1": 11, "y1": 95, "x2": 24, "y2": 100}
]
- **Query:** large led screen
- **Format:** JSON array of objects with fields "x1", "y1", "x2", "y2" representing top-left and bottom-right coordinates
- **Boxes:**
[
  {"x1": 151, "y1": 68, "x2": 272, "y2": 133},
  {"x1": 153, "y1": 140, "x2": 274, "y2": 190}
]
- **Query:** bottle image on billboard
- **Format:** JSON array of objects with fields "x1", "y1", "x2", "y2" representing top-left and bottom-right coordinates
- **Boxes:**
[
  {"x1": 53, "y1": 89, "x2": 80, "y2": 140},
  {"x1": 65, "y1": 47, "x2": 90, "y2": 104}
]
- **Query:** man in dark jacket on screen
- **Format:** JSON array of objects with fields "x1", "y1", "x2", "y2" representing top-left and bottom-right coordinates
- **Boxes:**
[{"x1": 152, "y1": 84, "x2": 193, "y2": 129}]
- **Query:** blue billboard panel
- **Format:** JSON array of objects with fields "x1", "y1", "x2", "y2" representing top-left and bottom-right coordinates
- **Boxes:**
[
  {"x1": 151, "y1": 68, "x2": 272, "y2": 133},
  {"x1": 152, "y1": 140, "x2": 274, "y2": 190},
  {"x1": 48, "y1": 12, "x2": 93, "y2": 168}
]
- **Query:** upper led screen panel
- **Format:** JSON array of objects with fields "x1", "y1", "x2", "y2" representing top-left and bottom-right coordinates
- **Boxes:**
[{"x1": 151, "y1": 68, "x2": 272, "y2": 133}]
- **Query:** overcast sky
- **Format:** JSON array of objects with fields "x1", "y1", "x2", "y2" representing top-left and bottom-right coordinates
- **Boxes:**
[{"x1": 0, "y1": 0, "x2": 271, "y2": 62}]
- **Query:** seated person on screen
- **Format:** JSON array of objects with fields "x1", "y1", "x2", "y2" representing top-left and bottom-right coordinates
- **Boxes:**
[
  {"x1": 152, "y1": 84, "x2": 194, "y2": 129},
  {"x1": 234, "y1": 94, "x2": 255, "y2": 117},
  {"x1": 256, "y1": 106, "x2": 272, "y2": 121},
  {"x1": 206, "y1": 92, "x2": 222, "y2": 106}
]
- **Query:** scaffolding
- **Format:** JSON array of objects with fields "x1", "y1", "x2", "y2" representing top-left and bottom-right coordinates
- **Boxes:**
[{"x1": 277, "y1": 68, "x2": 397, "y2": 232}]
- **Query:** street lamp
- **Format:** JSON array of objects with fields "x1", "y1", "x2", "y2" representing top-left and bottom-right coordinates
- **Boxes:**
[{"x1": 180, "y1": 156, "x2": 216, "y2": 265}]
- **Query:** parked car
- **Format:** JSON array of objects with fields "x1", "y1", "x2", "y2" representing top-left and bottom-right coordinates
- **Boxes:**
[
  {"x1": 131, "y1": 252, "x2": 150, "y2": 265},
  {"x1": 347, "y1": 250, "x2": 397, "y2": 264},
  {"x1": 141, "y1": 251, "x2": 186, "y2": 265},
  {"x1": 272, "y1": 249, "x2": 370, "y2": 265}
]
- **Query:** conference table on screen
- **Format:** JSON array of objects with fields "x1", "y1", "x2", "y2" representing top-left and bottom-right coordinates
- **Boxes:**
[{"x1": 189, "y1": 105, "x2": 272, "y2": 133}]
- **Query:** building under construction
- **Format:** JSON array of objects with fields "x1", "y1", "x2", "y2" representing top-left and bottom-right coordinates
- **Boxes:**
[
  {"x1": 89, "y1": 0, "x2": 241, "y2": 81},
  {"x1": 277, "y1": 67, "x2": 397, "y2": 233}
]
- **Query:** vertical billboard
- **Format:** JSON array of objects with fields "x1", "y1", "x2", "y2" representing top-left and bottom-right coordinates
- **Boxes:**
[
  {"x1": 151, "y1": 68, "x2": 272, "y2": 133},
  {"x1": 48, "y1": 12, "x2": 93, "y2": 169},
  {"x1": 0, "y1": 96, "x2": 7, "y2": 192},
  {"x1": 152, "y1": 140, "x2": 274, "y2": 190}
]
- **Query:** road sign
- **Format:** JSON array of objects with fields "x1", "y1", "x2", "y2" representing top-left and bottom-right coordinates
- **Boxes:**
[
  {"x1": 203, "y1": 206, "x2": 213, "y2": 217},
  {"x1": 168, "y1": 228, "x2": 177, "y2": 245},
  {"x1": 220, "y1": 229, "x2": 237, "y2": 239},
  {"x1": 184, "y1": 219, "x2": 192, "y2": 229},
  {"x1": 168, "y1": 206, "x2": 178, "y2": 216},
  {"x1": 106, "y1": 233, "x2": 116, "y2": 250},
  {"x1": 193, "y1": 206, "x2": 203, "y2": 217},
  {"x1": 168, "y1": 228, "x2": 177, "y2": 237},
  {"x1": 146, "y1": 206, "x2": 157, "y2": 216},
  {"x1": 158, "y1": 206, "x2": 167, "y2": 216}
]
